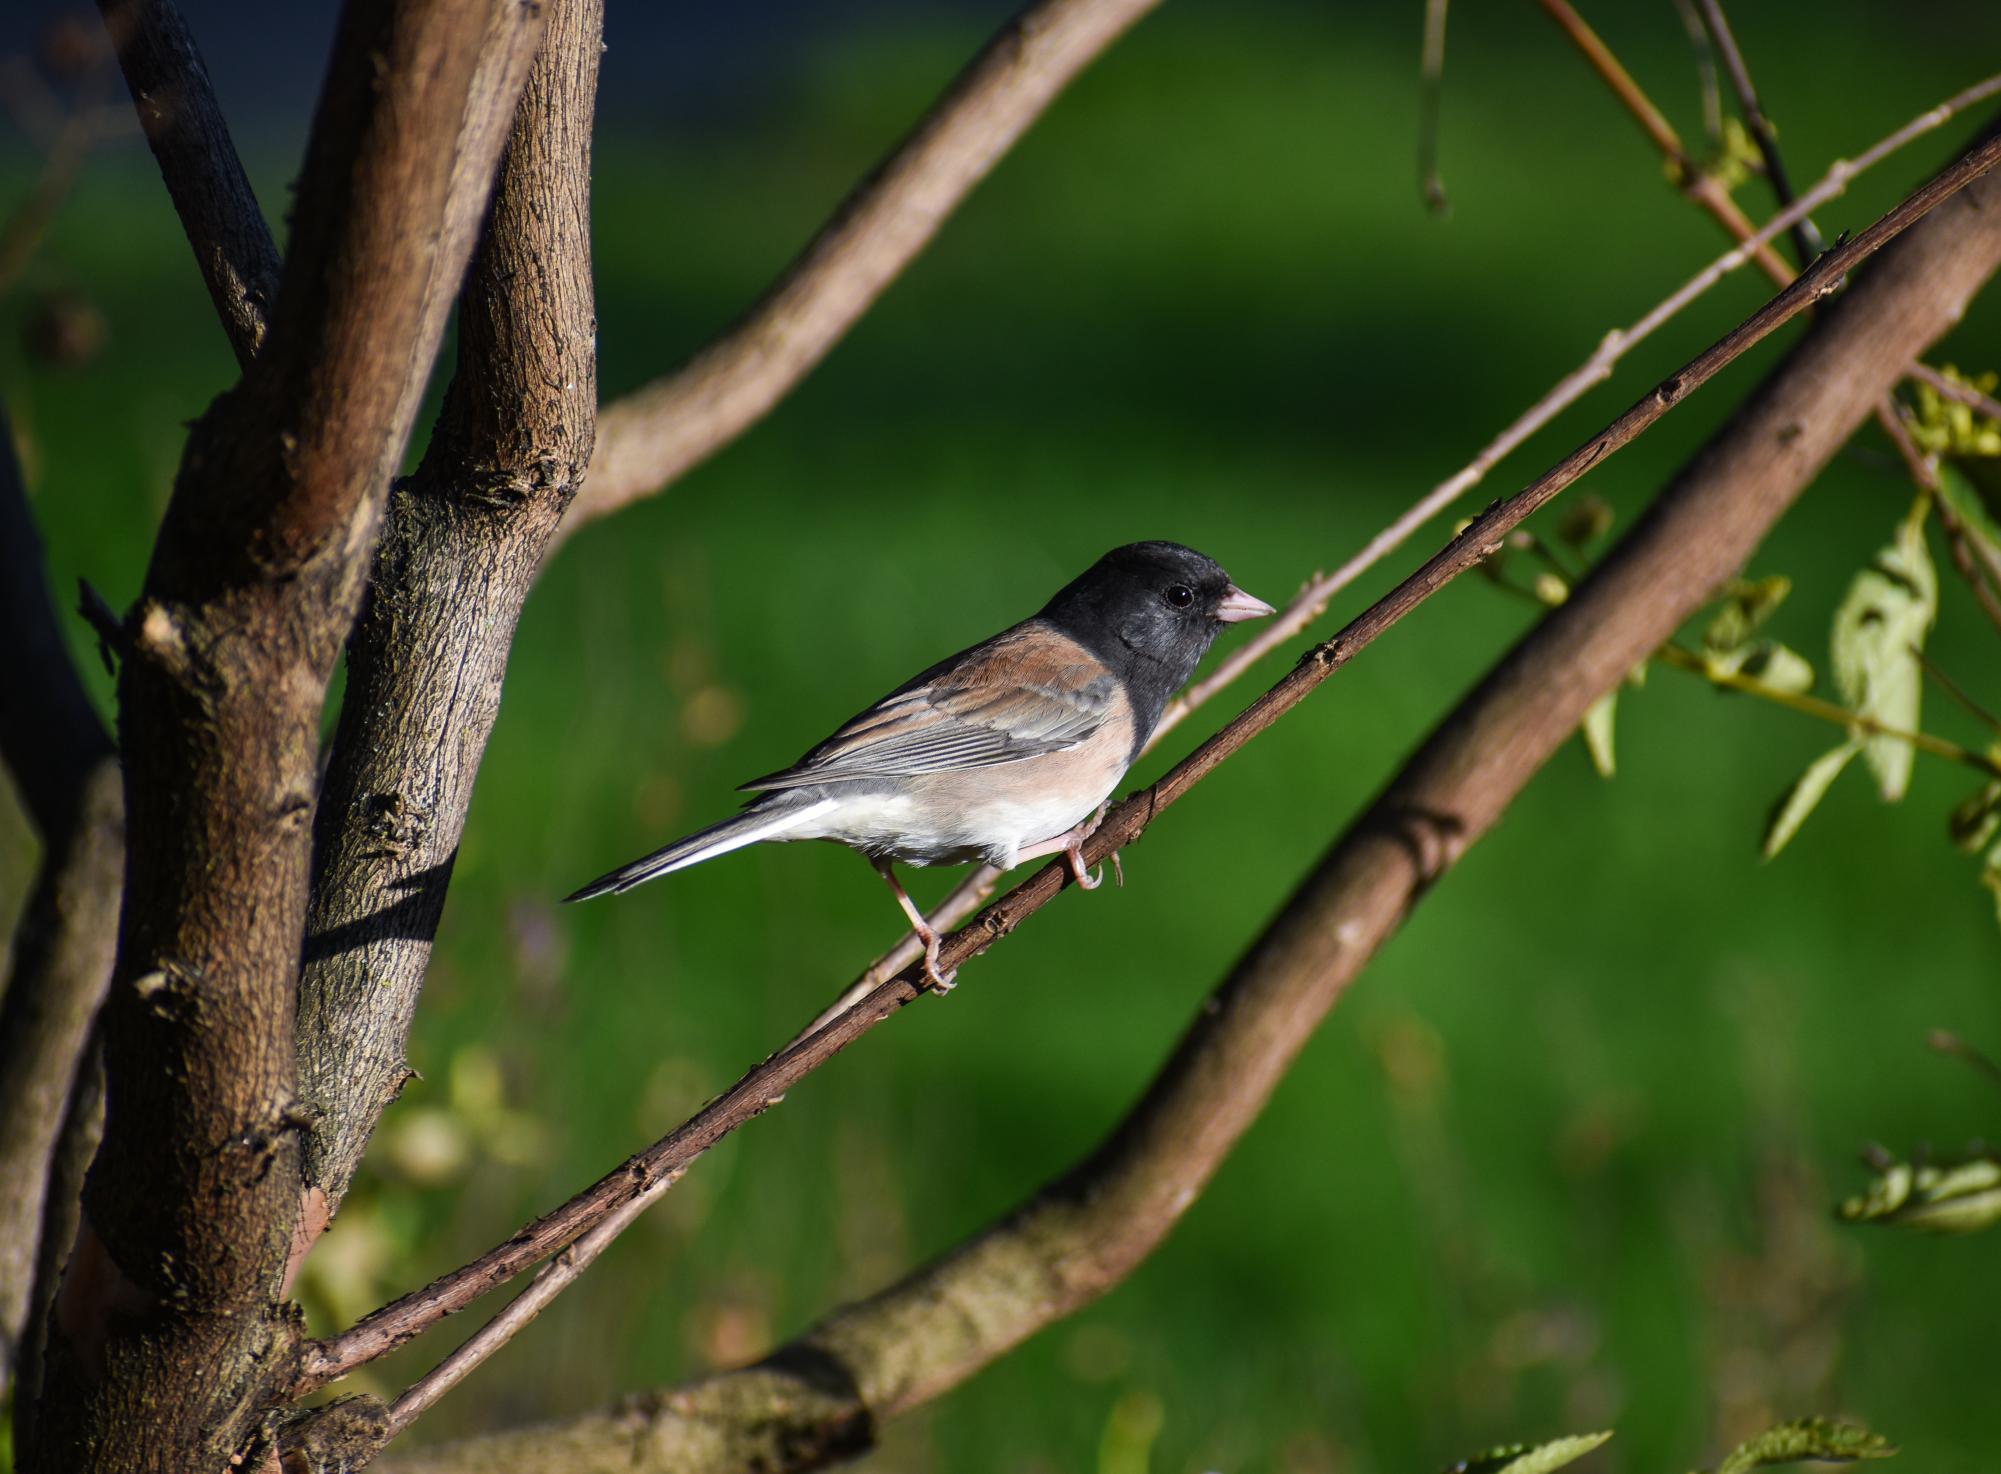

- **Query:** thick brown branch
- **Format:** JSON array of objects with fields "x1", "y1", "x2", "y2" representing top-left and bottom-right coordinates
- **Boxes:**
[
  {"x1": 565, "y1": 0, "x2": 1161, "y2": 538},
  {"x1": 383, "y1": 110, "x2": 2001, "y2": 1474},
  {"x1": 0, "y1": 406, "x2": 120, "y2": 1394},
  {"x1": 95, "y1": 0, "x2": 281, "y2": 364},
  {"x1": 298, "y1": 0, "x2": 602, "y2": 1221},
  {"x1": 24, "y1": 2, "x2": 543, "y2": 1469},
  {"x1": 305, "y1": 128, "x2": 2001, "y2": 1397}
]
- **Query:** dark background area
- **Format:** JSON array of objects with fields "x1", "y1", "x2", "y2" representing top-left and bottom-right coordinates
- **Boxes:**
[{"x1": 3, "y1": 3, "x2": 1999, "y2": 1471}]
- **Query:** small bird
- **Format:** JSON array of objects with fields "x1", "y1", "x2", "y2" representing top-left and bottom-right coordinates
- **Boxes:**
[{"x1": 566, "y1": 542, "x2": 1274, "y2": 988}]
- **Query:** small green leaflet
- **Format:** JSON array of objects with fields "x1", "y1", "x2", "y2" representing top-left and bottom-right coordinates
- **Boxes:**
[
  {"x1": 1582, "y1": 691, "x2": 1617, "y2": 777},
  {"x1": 1444, "y1": 1431, "x2": 1612, "y2": 1474},
  {"x1": 1711, "y1": 1419, "x2": 1896, "y2": 1474},
  {"x1": 1830, "y1": 506, "x2": 1937, "y2": 802},
  {"x1": 1762, "y1": 743, "x2": 1860, "y2": 860},
  {"x1": 1706, "y1": 640, "x2": 1815, "y2": 696},
  {"x1": 1840, "y1": 1152, "x2": 2001, "y2": 1234}
]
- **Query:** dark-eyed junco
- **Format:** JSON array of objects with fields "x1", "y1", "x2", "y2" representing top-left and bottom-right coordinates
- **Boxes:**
[{"x1": 566, "y1": 542, "x2": 1273, "y2": 988}]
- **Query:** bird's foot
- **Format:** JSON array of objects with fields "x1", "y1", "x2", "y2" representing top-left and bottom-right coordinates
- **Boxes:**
[
  {"x1": 919, "y1": 928, "x2": 959, "y2": 993},
  {"x1": 1063, "y1": 838, "x2": 1103, "y2": 891}
]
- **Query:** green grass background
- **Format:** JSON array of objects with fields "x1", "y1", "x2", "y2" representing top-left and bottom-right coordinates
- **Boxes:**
[{"x1": 4, "y1": 2, "x2": 2000, "y2": 1470}]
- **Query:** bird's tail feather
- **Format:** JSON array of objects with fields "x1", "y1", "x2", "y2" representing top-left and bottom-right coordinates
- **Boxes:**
[{"x1": 564, "y1": 799, "x2": 833, "y2": 903}]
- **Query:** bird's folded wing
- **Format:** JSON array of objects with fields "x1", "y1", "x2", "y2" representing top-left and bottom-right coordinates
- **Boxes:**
[{"x1": 738, "y1": 625, "x2": 1118, "y2": 790}]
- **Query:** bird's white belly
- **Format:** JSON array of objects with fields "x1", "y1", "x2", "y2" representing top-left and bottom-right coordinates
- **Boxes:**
[{"x1": 787, "y1": 778, "x2": 1109, "y2": 870}]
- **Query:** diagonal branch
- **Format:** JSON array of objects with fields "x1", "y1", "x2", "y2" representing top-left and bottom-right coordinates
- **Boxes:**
[
  {"x1": 26, "y1": 2, "x2": 545, "y2": 1468},
  {"x1": 303, "y1": 128, "x2": 2001, "y2": 1400},
  {"x1": 297, "y1": 0, "x2": 602, "y2": 1223},
  {"x1": 562, "y1": 0, "x2": 1164, "y2": 540},
  {"x1": 381, "y1": 114, "x2": 2001, "y2": 1474},
  {"x1": 95, "y1": 0, "x2": 281, "y2": 364}
]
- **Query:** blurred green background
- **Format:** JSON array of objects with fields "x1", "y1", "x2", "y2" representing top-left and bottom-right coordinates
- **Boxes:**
[{"x1": 3, "y1": 1, "x2": 2000, "y2": 1470}]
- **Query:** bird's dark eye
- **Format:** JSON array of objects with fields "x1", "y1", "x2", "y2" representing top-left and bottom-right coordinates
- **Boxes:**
[{"x1": 1163, "y1": 584, "x2": 1195, "y2": 610}]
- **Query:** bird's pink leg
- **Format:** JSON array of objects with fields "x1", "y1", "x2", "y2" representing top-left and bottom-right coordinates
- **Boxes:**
[
  {"x1": 1018, "y1": 804, "x2": 1119, "y2": 890},
  {"x1": 873, "y1": 858, "x2": 957, "y2": 992}
]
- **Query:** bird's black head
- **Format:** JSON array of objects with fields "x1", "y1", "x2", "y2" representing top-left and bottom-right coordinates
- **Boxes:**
[{"x1": 1040, "y1": 541, "x2": 1273, "y2": 739}]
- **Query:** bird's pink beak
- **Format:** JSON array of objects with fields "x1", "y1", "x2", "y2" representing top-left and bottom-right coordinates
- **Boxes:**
[{"x1": 1214, "y1": 584, "x2": 1276, "y2": 623}]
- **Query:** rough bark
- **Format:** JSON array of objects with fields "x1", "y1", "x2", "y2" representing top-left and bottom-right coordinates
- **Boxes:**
[
  {"x1": 383, "y1": 142, "x2": 2001, "y2": 1474},
  {"x1": 297, "y1": 0, "x2": 602, "y2": 1221},
  {"x1": 21, "y1": 2, "x2": 541, "y2": 1468}
]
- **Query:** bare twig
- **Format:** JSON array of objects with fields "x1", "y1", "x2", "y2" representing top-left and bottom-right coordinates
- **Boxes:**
[
  {"x1": 1914, "y1": 647, "x2": 2001, "y2": 736},
  {"x1": 1418, "y1": 0, "x2": 1451, "y2": 213},
  {"x1": 94, "y1": 0, "x2": 280, "y2": 363},
  {"x1": 566, "y1": 0, "x2": 1163, "y2": 537},
  {"x1": 1669, "y1": 0, "x2": 1724, "y2": 148},
  {"x1": 1692, "y1": 0, "x2": 1823, "y2": 265},
  {"x1": 1878, "y1": 388, "x2": 2001, "y2": 638},
  {"x1": 306, "y1": 130, "x2": 2001, "y2": 1396},
  {"x1": 1910, "y1": 361, "x2": 2001, "y2": 425},
  {"x1": 381, "y1": 138, "x2": 2001, "y2": 1474},
  {"x1": 0, "y1": 65, "x2": 116, "y2": 302}
]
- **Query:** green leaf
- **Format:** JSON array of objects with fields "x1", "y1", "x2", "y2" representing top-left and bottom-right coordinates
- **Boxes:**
[
  {"x1": 1706, "y1": 640, "x2": 1814, "y2": 695},
  {"x1": 1839, "y1": 1152, "x2": 2001, "y2": 1234},
  {"x1": 1705, "y1": 576, "x2": 1792, "y2": 652},
  {"x1": 1581, "y1": 691, "x2": 1617, "y2": 778},
  {"x1": 1713, "y1": 1419, "x2": 1896, "y2": 1474},
  {"x1": 1762, "y1": 743, "x2": 1860, "y2": 860},
  {"x1": 1831, "y1": 509, "x2": 1936, "y2": 802},
  {"x1": 1446, "y1": 1431, "x2": 1613, "y2": 1474}
]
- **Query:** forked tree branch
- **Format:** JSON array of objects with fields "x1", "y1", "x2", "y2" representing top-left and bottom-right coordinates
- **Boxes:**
[
  {"x1": 382, "y1": 116, "x2": 2001, "y2": 1474},
  {"x1": 563, "y1": 0, "x2": 1165, "y2": 537},
  {"x1": 302, "y1": 130, "x2": 2001, "y2": 1405},
  {"x1": 94, "y1": 0, "x2": 280, "y2": 364},
  {"x1": 23, "y1": 2, "x2": 544, "y2": 1469},
  {"x1": 297, "y1": 0, "x2": 603, "y2": 1223}
]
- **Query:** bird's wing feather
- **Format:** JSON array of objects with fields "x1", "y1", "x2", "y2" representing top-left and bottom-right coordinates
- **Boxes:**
[{"x1": 739, "y1": 623, "x2": 1118, "y2": 791}]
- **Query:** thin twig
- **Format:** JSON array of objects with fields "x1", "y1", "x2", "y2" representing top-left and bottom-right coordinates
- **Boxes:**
[
  {"x1": 1878, "y1": 392, "x2": 2001, "y2": 637},
  {"x1": 1694, "y1": 0, "x2": 1823, "y2": 265},
  {"x1": 1669, "y1": 0, "x2": 1724, "y2": 149},
  {"x1": 1909, "y1": 361, "x2": 2001, "y2": 424},
  {"x1": 1418, "y1": 0, "x2": 1451, "y2": 214},
  {"x1": 1656, "y1": 644, "x2": 2001, "y2": 777},
  {"x1": 1915, "y1": 646, "x2": 2001, "y2": 736},
  {"x1": 304, "y1": 132, "x2": 2001, "y2": 1394}
]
